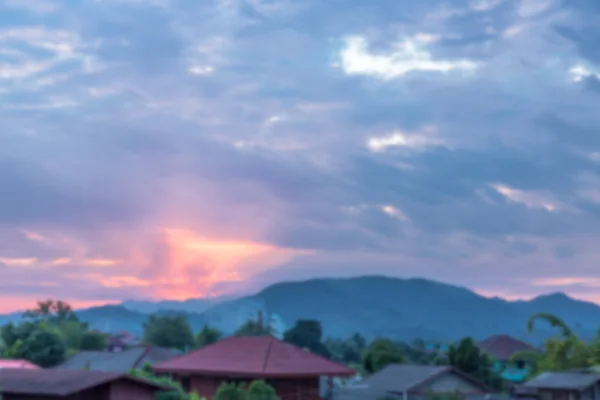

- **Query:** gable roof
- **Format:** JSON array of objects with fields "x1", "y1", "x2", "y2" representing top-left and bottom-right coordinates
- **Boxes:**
[
  {"x1": 478, "y1": 335, "x2": 538, "y2": 360},
  {"x1": 55, "y1": 345, "x2": 176, "y2": 372},
  {"x1": 0, "y1": 368, "x2": 169, "y2": 396},
  {"x1": 356, "y1": 364, "x2": 492, "y2": 394},
  {"x1": 0, "y1": 359, "x2": 40, "y2": 369},
  {"x1": 524, "y1": 372, "x2": 600, "y2": 391},
  {"x1": 153, "y1": 336, "x2": 355, "y2": 378}
]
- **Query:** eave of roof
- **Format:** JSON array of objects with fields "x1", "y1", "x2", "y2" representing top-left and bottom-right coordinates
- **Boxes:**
[{"x1": 153, "y1": 367, "x2": 355, "y2": 378}]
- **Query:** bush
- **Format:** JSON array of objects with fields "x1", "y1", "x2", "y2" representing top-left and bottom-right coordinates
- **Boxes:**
[
  {"x1": 247, "y1": 380, "x2": 277, "y2": 400},
  {"x1": 213, "y1": 382, "x2": 247, "y2": 400},
  {"x1": 156, "y1": 391, "x2": 187, "y2": 400}
]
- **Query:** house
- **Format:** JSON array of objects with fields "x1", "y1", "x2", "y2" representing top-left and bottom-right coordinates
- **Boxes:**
[
  {"x1": 107, "y1": 330, "x2": 140, "y2": 351},
  {"x1": 333, "y1": 364, "x2": 493, "y2": 400},
  {"x1": 55, "y1": 345, "x2": 176, "y2": 372},
  {"x1": 517, "y1": 371, "x2": 600, "y2": 400},
  {"x1": 152, "y1": 336, "x2": 356, "y2": 400},
  {"x1": 478, "y1": 335, "x2": 539, "y2": 383},
  {"x1": 0, "y1": 368, "x2": 171, "y2": 400},
  {"x1": 0, "y1": 359, "x2": 40, "y2": 369}
]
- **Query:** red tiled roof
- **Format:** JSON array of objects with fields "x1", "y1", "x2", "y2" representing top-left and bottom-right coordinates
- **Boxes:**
[
  {"x1": 0, "y1": 359, "x2": 40, "y2": 369},
  {"x1": 0, "y1": 368, "x2": 170, "y2": 396},
  {"x1": 478, "y1": 335, "x2": 539, "y2": 360},
  {"x1": 153, "y1": 336, "x2": 356, "y2": 378}
]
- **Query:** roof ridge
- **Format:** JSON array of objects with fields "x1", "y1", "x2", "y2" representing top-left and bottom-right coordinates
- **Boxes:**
[
  {"x1": 261, "y1": 337, "x2": 275, "y2": 373},
  {"x1": 152, "y1": 335, "x2": 240, "y2": 369},
  {"x1": 132, "y1": 345, "x2": 151, "y2": 369}
]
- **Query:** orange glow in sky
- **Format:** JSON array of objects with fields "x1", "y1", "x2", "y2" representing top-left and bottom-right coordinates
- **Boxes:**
[
  {"x1": 0, "y1": 227, "x2": 312, "y2": 312},
  {"x1": 145, "y1": 228, "x2": 311, "y2": 300}
]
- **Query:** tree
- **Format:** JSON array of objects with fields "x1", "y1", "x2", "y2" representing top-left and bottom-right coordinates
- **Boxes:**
[
  {"x1": 1, "y1": 321, "x2": 67, "y2": 367},
  {"x1": 325, "y1": 337, "x2": 363, "y2": 365},
  {"x1": 234, "y1": 311, "x2": 274, "y2": 337},
  {"x1": 512, "y1": 313, "x2": 593, "y2": 375},
  {"x1": 283, "y1": 320, "x2": 330, "y2": 357},
  {"x1": 195, "y1": 325, "x2": 223, "y2": 349},
  {"x1": 401, "y1": 339, "x2": 438, "y2": 365},
  {"x1": 213, "y1": 382, "x2": 246, "y2": 400},
  {"x1": 15, "y1": 327, "x2": 66, "y2": 367},
  {"x1": 362, "y1": 338, "x2": 404, "y2": 374},
  {"x1": 143, "y1": 313, "x2": 194, "y2": 351},
  {"x1": 444, "y1": 338, "x2": 502, "y2": 390},
  {"x1": 247, "y1": 380, "x2": 277, "y2": 400},
  {"x1": 22, "y1": 299, "x2": 80, "y2": 325},
  {"x1": 54, "y1": 319, "x2": 87, "y2": 350},
  {"x1": 528, "y1": 313, "x2": 573, "y2": 337},
  {"x1": 80, "y1": 331, "x2": 108, "y2": 351}
]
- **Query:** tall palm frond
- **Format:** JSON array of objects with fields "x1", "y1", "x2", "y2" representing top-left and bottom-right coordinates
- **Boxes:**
[{"x1": 527, "y1": 313, "x2": 573, "y2": 338}]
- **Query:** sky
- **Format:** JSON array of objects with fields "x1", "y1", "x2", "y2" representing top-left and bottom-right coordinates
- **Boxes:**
[{"x1": 1, "y1": 0, "x2": 600, "y2": 312}]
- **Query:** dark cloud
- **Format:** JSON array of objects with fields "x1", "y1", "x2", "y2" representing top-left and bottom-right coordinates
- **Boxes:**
[{"x1": 0, "y1": 0, "x2": 600, "y2": 306}]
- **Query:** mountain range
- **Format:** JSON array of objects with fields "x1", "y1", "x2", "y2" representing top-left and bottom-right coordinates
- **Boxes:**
[{"x1": 3, "y1": 276, "x2": 600, "y2": 344}]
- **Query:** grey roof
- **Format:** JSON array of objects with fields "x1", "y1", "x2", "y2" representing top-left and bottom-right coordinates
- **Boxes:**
[
  {"x1": 351, "y1": 364, "x2": 491, "y2": 395},
  {"x1": 332, "y1": 386, "x2": 399, "y2": 400},
  {"x1": 0, "y1": 369, "x2": 170, "y2": 396},
  {"x1": 357, "y1": 365, "x2": 451, "y2": 393},
  {"x1": 55, "y1": 345, "x2": 176, "y2": 373},
  {"x1": 524, "y1": 372, "x2": 600, "y2": 391}
]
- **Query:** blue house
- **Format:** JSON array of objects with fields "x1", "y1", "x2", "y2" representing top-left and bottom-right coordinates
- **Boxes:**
[{"x1": 478, "y1": 335, "x2": 539, "y2": 383}]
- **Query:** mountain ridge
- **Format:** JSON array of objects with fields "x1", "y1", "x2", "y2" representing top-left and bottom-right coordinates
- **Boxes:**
[{"x1": 1, "y1": 275, "x2": 597, "y2": 343}]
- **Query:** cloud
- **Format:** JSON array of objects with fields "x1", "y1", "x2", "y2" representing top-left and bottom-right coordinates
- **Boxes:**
[
  {"x1": 0, "y1": 0, "x2": 600, "y2": 309},
  {"x1": 337, "y1": 35, "x2": 478, "y2": 79}
]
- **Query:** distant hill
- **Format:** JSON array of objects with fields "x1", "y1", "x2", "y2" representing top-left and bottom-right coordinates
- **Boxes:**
[
  {"x1": 120, "y1": 295, "x2": 234, "y2": 314},
  {"x1": 199, "y1": 276, "x2": 600, "y2": 343},
  {"x1": 2, "y1": 276, "x2": 600, "y2": 343}
]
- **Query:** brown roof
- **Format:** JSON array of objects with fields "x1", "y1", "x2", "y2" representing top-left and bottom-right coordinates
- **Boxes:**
[
  {"x1": 478, "y1": 335, "x2": 538, "y2": 360},
  {"x1": 153, "y1": 336, "x2": 356, "y2": 378},
  {"x1": 0, "y1": 368, "x2": 170, "y2": 396},
  {"x1": 356, "y1": 364, "x2": 493, "y2": 394}
]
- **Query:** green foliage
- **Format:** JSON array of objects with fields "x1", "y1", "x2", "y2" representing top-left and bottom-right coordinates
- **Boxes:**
[
  {"x1": 247, "y1": 380, "x2": 277, "y2": 400},
  {"x1": 528, "y1": 313, "x2": 573, "y2": 338},
  {"x1": 130, "y1": 367, "x2": 183, "y2": 391},
  {"x1": 515, "y1": 313, "x2": 595, "y2": 376},
  {"x1": 325, "y1": 335, "x2": 365, "y2": 365},
  {"x1": 362, "y1": 338, "x2": 404, "y2": 374},
  {"x1": 195, "y1": 325, "x2": 223, "y2": 348},
  {"x1": 143, "y1": 313, "x2": 194, "y2": 351},
  {"x1": 22, "y1": 299, "x2": 81, "y2": 326},
  {"x1": 444, "y1": 338, "x2": 502, "y2": 390},
  {"x1": 156, "y1": 391, "x2": 188, "y2": 400},
  {"x1": 283, "y1": 320, "x2": 330, "y2": 357},
  {"x1": 213, "y1": 382, "x2": 247, "y2": 400},
  {"x1": 10, "y1": 300, "x2": 100, "y2": 357},
  {"x1": 80, "y1": 330, "x2": 108, "y2": 350},
  {"x1": 0, "y1": 321, "x2": 67, "y2": 367},
  {"x1": 396, "y1": 339, "x2": 438, "y2": 365},
  {"x1": 234, "y1": 311, "x2": 274, "y2": 337},
  {"x1": 53, "y1": 319, "x2": 88, "y2": 350},
  {"x1": 427, "y1": 392, "x2": 465, "y2": 400}
]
